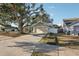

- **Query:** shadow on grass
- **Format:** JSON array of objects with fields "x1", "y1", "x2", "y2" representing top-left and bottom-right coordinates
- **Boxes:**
[
  {"x1": 40, "y1": 36, "x2": 79, "y2": 50},
  {"x1": 31, "y1": 52, "x2": 50, "y2": 56},
  {"x1": 59, "y1": 40, "x2": 79, "y2": 49},
  {"x1": 32, "y1": 34, "x2": 45, "y2": 37}
]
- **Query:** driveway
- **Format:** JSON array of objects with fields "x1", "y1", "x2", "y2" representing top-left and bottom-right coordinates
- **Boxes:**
[{"x1": 0, "y1": 35, "x2": 42, "y2": 56}]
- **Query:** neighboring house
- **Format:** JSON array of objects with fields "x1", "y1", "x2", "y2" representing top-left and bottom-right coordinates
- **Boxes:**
[
  {"x1": 48, "y1": 27, "x2": 58, "y2": 34},
  {"x1": 63, "y1": 18, "x2": 79, "y2": 35},
  {"x1": 48, "y1": 24, "x2": 60, "y2": 34},
  {"x1": 30, "y1": 20, "x2": 53, "y2": 34},
  {"x1": 0, "y1": 25, "x2": 19, "y2": 32}
]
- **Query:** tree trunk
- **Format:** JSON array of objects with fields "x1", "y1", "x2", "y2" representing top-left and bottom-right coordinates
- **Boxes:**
[{"x1": 18, "y1": 19, "x2": 24, "y2": 34}]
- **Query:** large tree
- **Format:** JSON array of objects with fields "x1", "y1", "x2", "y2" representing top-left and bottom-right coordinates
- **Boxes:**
[{"x1": 0, "y1": 3, "x2": 50, "y2": 34}]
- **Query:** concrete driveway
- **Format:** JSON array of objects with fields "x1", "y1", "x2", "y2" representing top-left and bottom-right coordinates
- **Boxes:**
[{"x1": 0, "y1": 35, "x2": 42, "y2": 56}]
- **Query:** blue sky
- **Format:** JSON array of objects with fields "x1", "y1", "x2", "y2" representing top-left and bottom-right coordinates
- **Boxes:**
[{"x1": 42, "y1": 3, "x2": 79, "y2": 25}]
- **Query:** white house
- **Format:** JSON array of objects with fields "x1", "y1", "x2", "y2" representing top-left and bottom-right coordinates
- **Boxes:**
[
  {"x1": 48, "y1": 28, "x2": 58, "y2": 34},
  {"x1": 63, "y1": 18, "x2": 79, "y2": 35}
]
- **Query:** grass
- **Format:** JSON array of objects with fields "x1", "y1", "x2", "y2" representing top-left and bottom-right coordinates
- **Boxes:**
[
  {"x1": 40, "y1": 34, "x2": 79, "y2": 48},
  {"x1": 31, "y1": 34, "x2": 79, "y2": 56},
  {"x1": 39, "y1": 37, "x2": 57, "y2": 45},
  {"x1": 31, "y1": 52, "x2": 50, "y2": 56}
]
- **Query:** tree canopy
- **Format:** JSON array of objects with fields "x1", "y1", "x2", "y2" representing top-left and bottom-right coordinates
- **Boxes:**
[{"x1": 0, "y1": 3, "x2": 51, "y2": 34}]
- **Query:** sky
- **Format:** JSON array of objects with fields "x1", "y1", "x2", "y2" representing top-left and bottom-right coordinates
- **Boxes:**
[{"x1": 42, "y1": 3, "x2": 79, "y2": 25}]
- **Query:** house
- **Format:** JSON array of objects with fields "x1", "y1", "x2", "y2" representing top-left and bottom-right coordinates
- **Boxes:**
[
  {"x1": 48, "y1": 24, "x2": 61, "y2": 34},
  {"x1": 30, "y1": 19, "x2": 54, "y2": 34},
  {"x1": 0, "y1": 25, "x2": 19, "y2": 32},
  {"x1": 63, "y1": 18, "x2": 79, "y2": 35},
  {"x1": 48, "y1": 27, "x2": 58, "y2": 34},
  {"x1": 22, "y1": 18, "x2": 57, "y2": 34}
]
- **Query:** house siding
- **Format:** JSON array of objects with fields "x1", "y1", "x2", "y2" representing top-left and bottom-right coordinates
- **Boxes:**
[{"x1": 63, "y1": 20, "x2": 79, "y2": 35}]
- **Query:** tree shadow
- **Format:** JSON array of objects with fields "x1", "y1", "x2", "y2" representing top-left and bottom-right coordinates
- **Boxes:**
[
  {"x1": 32, "y1": 34, "x2": 45, "y2": 37},
  {"x1": 59, "y1": 40, "x2": 79, "y2": 50},
  {"x1": 8, "y1": 42, "x2": 59, "y2": 53}
]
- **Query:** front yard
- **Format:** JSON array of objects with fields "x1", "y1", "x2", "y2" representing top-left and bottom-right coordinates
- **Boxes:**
[
  {"x1": 0, "y1": 32, "x2": 79, "y2": 56},
  {"x1": 32, "y1": 34, "x2": 79, "y2": 56}
]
